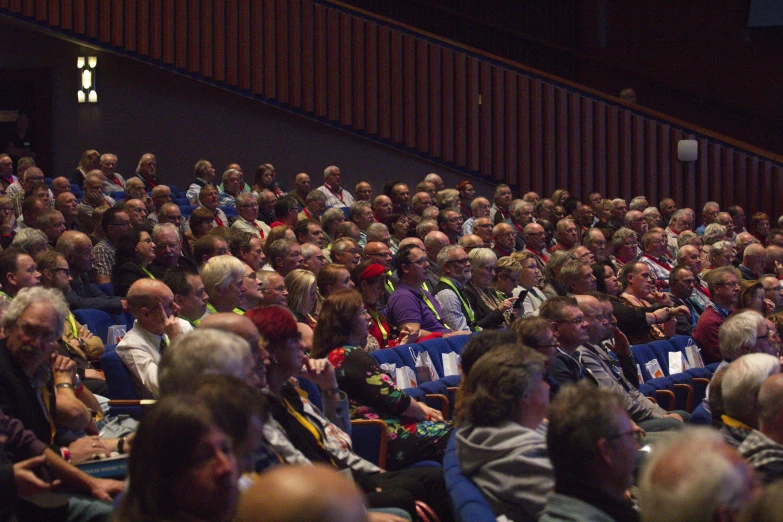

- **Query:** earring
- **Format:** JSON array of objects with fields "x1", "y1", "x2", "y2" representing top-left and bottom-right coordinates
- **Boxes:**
[{"x1": 269, "y1": 354, "x2": 279, "y2": 365}]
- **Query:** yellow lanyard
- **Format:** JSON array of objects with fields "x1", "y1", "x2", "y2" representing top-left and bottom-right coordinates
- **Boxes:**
[
  {"x1": 207, "y1": 303, "x2": 244, "y2": 315},
  {"x1": 437, "y1": 277, "x2": 475, "y2": 323},
  {"x1": 141, "y1": 267, "x2": 156, "y2": 279},
  {"x1": 367, "y1": 308, "x2": 388, "y2": 344},
  {"x1": 40, "y1": 386, "x2": 56, "y2": 444},
  {"x1": 66, "y1": 312, "x2": 79, "y2": 338},
  {"x1": 421, "y1": 291, "x2": 448, "y2": 328},
  {"x1": 384, "y1": 272, "x2": 395, "y2": 294},
  {"x1": 281, "y1": 398, "x2": 336, "y2": 466}
]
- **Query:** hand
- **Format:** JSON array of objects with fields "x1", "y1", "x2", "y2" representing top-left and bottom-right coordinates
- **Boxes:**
[
  {"x1": 14, "y1": 455, "x2": 61, "y2": 496},
  {"x1": 774, "y1": 260, "x2": 783, "y2": 278},
  {"x1": 763, "y1": 298, "x2": 776, "y2": 315},
  {"x1": 611, "y1": 328, "x2": 631, "y2": 357},
  {"x1": 650, "y1": 291, "x2": 672, "y2": 306},
  {"x1": 497, "y1": 297, "x2": 517, "y2": 313},
  {"x1": 300, "y1": 357, "x2": 339, "y2": 391},
  {"x1": 663, "y1": 412, "x2": 684, "y2": 423},
  {"x1": 669, "y1": 305, "x2": 690, "y2": 318},
  {"x1": 51, "y1": 355, "x2": 78, "y2": 385},
  {"x1": 398, "y1": 325, "x2": 421, "y2": 345},
  {"x1": 158, "y1": 303, "x2": 182, "y2": 340},
  {"x1": 89, "y1": 478, "x2": 125, "y2": 500},
  {"x1": 84, "y1": 369, "x2": 105, "y2": 380},
  {"x1": 630, "y1": 420, "x2": 646, "y2": 438},
  {"x1": 423, "y1": 405, "x2": 444, "y2": 422},
  {"x1": 368, "y1": 512, "x2": 409, "y2": 522},
  {"x1": 69, "y1": 436, "x2": 112, "y2": 464}
]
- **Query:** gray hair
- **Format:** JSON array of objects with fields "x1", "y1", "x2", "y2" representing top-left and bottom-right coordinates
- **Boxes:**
[
  {"x1": 158, "y1": 329, "x2": 251, "y2": 395},
  {"x1": 305, "y1": 190, "x2": 327, "y2": 204},
  {"x1": 467, "y1": 247, "x2": 497, "y2": 269},
  {"x1": 320, "y1": 207, "x2": 345, "y2": 230},
  {"x1": 200, "y1": 255, "x2": 245, "y2": 297},
  {"x1": 1, "y1": 287, "x2": 69, "y2": 338},
  {"x1": 437, "y1": 245, "x2": 465, "y2": 271},
  {"x1": 365, "y1": 223, "x2": 389, "y2": 243},
  {"x1": 722, "y1": 353, "x2": 780, "y2": 424},
  {"x1": 152, "y1": 222, "x2": 182, "y2": 243},
  {"x1": 710, "y1": 240, "x2": 733, "y2": 258},
  {"x1": 703, "y1": 223, "x2": 727, "y2": 245},
  {"x1": 543, "y1": 250, "x2": 576, "y2": 283},
  {"x1": 611, "y1": 227, "x2": 637, "y2": 250},
  {"x1": 236, "y1": 191, "x2": 258, "y2": 206},
  {"x1": 677, "y1": 231, "x2": 701, "y2": 249},
  {"x1": 349, "y1": 201, "x2": 371, "y2": 221},
  {"x1": 221, "y1": 168, "x2": 241, "y2": 184},
  {"x1": 629, "y1": 196, "x2": 648, "y2": 211},
  {"x1": 610, "y1": 198, "x2": 626, "y2": 210},
  {"x1": 719, "y1": 310, "x2": 765, "y2": 361},
  {"x1": 638, "y1": 427, "x2": 756, "y2": 522},
  {"x1": 10, "y1": 228, "x2": 48, "y2": 254},
  {"x1": 436, "y1": 188, "x2": 459, "y2": 208},
  {"x1": 643, "y1": 207, "x2": 660, "y2": 218}
]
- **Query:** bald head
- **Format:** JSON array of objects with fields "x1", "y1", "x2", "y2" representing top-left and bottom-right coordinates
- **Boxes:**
[
  {"x1": 399, "y1": 237, "x2": 424, "y2": 250},
  {"x1": 235, "y1": 464, "x2": 368, "y2": 522},
  {"x1": 458, "y1": 234, "x2": 485, "y2": 249},
  {"x1": 199, "y1": 313, "x2": 260, "y2": 346}
]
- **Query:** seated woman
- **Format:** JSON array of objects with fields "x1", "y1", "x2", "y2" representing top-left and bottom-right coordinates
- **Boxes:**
[
  {"x1": 111, "y1": 228, "x2": 157, "y2": 297},
  {"x1": 115, "y1": 394, "x2": 240, "y2": 522},
  {"x1": 464, "y1": 248, "x2": 516, "y2": 329},
  {"x1": 592, "y1": 260, "x2": 622, "y2": 296},
  {"x1": 739, "y1": 279, "x2": 775, "y2": 316},
  {"x1": 455, "y1": 344, "x2": 554, "y2": 522},
  {"x1": 285, "y1": 268, "x2": 318, "y2": 329},
  {"x1": 540, "y1": 251, "x2": 574, "y2": 300},
  {"x1": 388, "y1": 213, "x2": 410, "y2": 254},
  {"x1": 352, "y1": 261, "x2": 392, "y2": 351},
  {"x1": 750, "y1": 212, "x2": 771, "y2": 244},
  {"x1": 316, "y1": 263, "x2": 354, "y2": 300},
  {"x1": 511, "y1": 251, "x2": 547, "y2": 317},
  {"x1": 186, "y1": 206, "x2": 216, "y2": 252},
  {"x1": 311, "y1": 289, "x2": 452, "y2": 470}
]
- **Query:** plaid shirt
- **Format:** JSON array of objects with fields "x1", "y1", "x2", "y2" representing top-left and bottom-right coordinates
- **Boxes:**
[
  {"x1": 217, "y1": 189, "x2": 237, "y2": 207},
  {"x1": 739, "y1": 429, "x2": 783, "y2": 485},
  {"x1": 92, "y1": 238, "x2": 116, "y2": 276}
]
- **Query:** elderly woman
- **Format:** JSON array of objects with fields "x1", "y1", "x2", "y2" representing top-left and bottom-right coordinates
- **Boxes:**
[
  {"x1": 111, "y1": 228, "x2": 157, "y2": 297},
  {"x1": 351, "y1": 261, "x2": 395, "y2": 350},
  {"x1": 115, "y1": 395, "x2": 240, "y2": 522},
  {"x1": 311, "y1": 289, "x2": 451, "y2": 470},
  {"x1": 751, "y1": 212, "x2": 771, "y2": 244},
  {"x1": 388, "y1": 212, "x2": 410, "y2": 254},
  {"x1": 609, "y1": 227, "x2": 639, "y2": 272},
  {"x1": 511, "y1": 251, "x2": 547, "y2": 316},
  {"x1": 540, "y1": 250, "x2": 574, "y2": 299},
  {"x1": 10, "y1": 228, "x2": 48, "y2": 258},
  {"x1": 435, "y1": 188, "x2": 460, "y2": 210},
  {"x1": 464, "y1": 248, "x2": 516, "y2": 329},
  {"x1": 285, "y1": 269, "x2": 318, "y2": 329},
  {"x1": 706, "y1": 240, "x2": 736, "y2": 274},
  {"x1": 455, "y1": 344, "x2": 553, "y2": 522},
  {"x1": 201, "y1": 255, "x2": 247, "y2": 316}
]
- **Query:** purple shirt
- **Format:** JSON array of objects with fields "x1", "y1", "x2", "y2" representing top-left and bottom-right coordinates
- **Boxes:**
[{"x1": 385, "y1": 283, "x2": 450, "y2": 334}]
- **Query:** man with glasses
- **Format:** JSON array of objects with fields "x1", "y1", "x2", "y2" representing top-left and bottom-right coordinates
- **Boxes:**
[
  {"x1": 462, "y1": 196, "x2": 490, "y2": 236},
  {"x1": 523, "y1": 222, "x2": 550, "y2": 272},
  {"x1": 575, "y1": 294, "x2": 685, "y2": 434},
  {"x1": 298, "y1": 190, "x2": 327, "y2": 223},
  {"x1": 760, "y1": 273, "x2": 783, "y2": 313},
  {"x1": 363, "y1": 241, "x2": 396, "y2": 297},
  {"x1": 149, "y1": 222, "x2": 198, "y2": 278},
  {"x1": 437, "y1": 209, "x2": 463, "y2": 245},
  {"x1": 146, "y1": 185, "x2": 173, "y2": 226},
  {"x1": 76, "y1": 172, "x2": 115, "y2": 232},
  {"x1": 492, "y1": 222, "x2": 518, "y2": 258},
  {"x1": 640, "y1": 230, "x2": 675, "y2": 292},
  {"x1": 92, "y1": 207, "x2": 129, "y2": 285},
  {"x1": 433, "y1": 245, "x2": 474, "y2": 332},
  {"x1": 694, "y1": 266, "x2": 741, "y2": 364},
  {"x1": 232, "y1": 192, "x2": 271, "y2": 239},
  {"x1": 539, "y1": 296, "x2": 596, "y2": 387}
]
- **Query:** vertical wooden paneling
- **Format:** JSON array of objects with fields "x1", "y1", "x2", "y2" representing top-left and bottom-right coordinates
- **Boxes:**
[
  {"x1": 112, "y1": 0, "x2": 123, "y2": 46},
  {"x1": 124, "y1": 0, "x2": 137, "y2": 51},
  {"x1": 390, "y1": 30, "x2": 403, "y2": 144},
  {"x1": 288, "y1": 0, "x2": 301, "y2": 107},
  {"x1": 709, "y1": 144, "x2": 722, "y2": 204},
  {"x1": 151, "y1": 0, "x2": 163, "y2": 61},
  {"x1": 518, "y1": 75, "x2": 532, "y2": 189},
  {"x1": 555, "y1": 88, "x2": 568, "y2": 189},
  {"x1": 276, "y1": 0, "x2": 289, "y2": 103},
  {"x1": 454, "y1": 52, "x2": 467, "y2": 166},
  {"x1": 606, "y1": 106, "x2": 620, "y2": 198},
  {"x1": 61, "y1": 0, "x2": 72, "y2": 30},
  {"x1": 762, "y1": 162, "x2": 773, "y2": 219},
  {"x1": 377, "y1": 25, "x2": 391, "y2": 139},
  {"x1": 250, "y1": 0, "x2": 264, "y2": 95},
  {"x1": 73, "y1": 0, "x2": 84, "y2": 33},
  {"x1": 416, "y1": 39, "x2": 429, "y2": 153},
  {"x1": 695, "y1": 139, "x2": 709, "y2": 212},
  {"x1": 631, "y1": 115, "x2": 644, "y2": 195},
  {"x1": 138, "y1": 0, "x2": 149, "y2": 56},
  {"x1": 747, "y1": 156, "x2": 760, "y2": 218},
  {"x1": 49, "y1": 0, "x2": 60, "y2": 26},
  {"x1": 237, "y1": 0, "x2": 250, "y2": 89},
  {"x1": 542, "y1": 84, "x2": 556, "y2": 188},
  {"x1": 491, "y1": 67, "x2": 504, "y2": 181},
  {"x1": 301, "y1": 0, "x2": 315, "y2": 111},
  {"x1": 326, "y1": 8, "x2": 340, "y2": 121},
  {"x1": 175, "y1": 0, "x2": 187, "y2": 69},
  {"x1": 35, "y1": 0, "x2": 47, "y2": 20},
  {"x1": 97, "y1": 0, "x2": 109, "y2": 42},
  {"x1": 479, "y1": 62, "x2": 492, "y2": 177},
  {"x1": 734, "y1": 152, "x2": 746, "y2": 214},
  {"x1": 403, "y1": 34, "x2": 417, "y2": 149},
  {"x1": 365, "y1": 20, "x2": 378, "y2": 134},
  {"x1": 567, "y1": 93, "x2": 581, "y2": 194},
  {"x1": 187, "y1": 0, "x2": 200, "y2": 72},
  {"x1": 200, "y1": 0, "x2": 213, "y2": 77},
  {"x1": 580, "y1": 98, "x2": 594, "y2": 188},
  {"x1": 466, "y1": 56, "x2": 480, "y2": 172},
  {"x1": 773, "y1": 166, "x2": 783, "y2": 218},
  {"x1": 529, "y1": 79, "x2": 543, "y2": 188},
  {"x1": 721, "y1": 148, "x2": 734, "y2": 212},
  {"x1": 339, "y1": 13, "x2": 352, "y2": 125},
  {"x1": 352, "y1": 17, "x2": 365, "y2": 129},
  {"x1": 618, "y1": 111, "x2": 632, "y2": 198},
  {"x1": 441, "y1": 47, "x2": 455, "y2": 163},
  {"x1": 672, "y1": 129, "x2": 687, "y2": 207},
  {"x1": 85, "y1": 0, "x2": 97, "y2": 38},
  {"x1": 225, "y1": 0, "x2": 238, "y2": 85},
  {"x1": 263, "y1": 0, "x2": 277, "y2": 99},
  {"x1": 7, "y1": 0, "x2": 19, "y2": 10},
  {"x1": 657, "y1": 124, "x2": 671, "y2": 205},
  {"x1": 593, "y1": 101, "x2": 606, "y2": 196},
  {"x1": 211, "y1": 0, "x2": 224, "y2": 81},
  {"x1": 313, "y1": 4, "x2": 328, "y2": 116},
  {"x1": 644, "y1": 119, "x2": 657, "y2": 202},
  {"x1": 22, "y1": 0, "x2": 32, "y2": 17},
  {"x1": 504, "y1": 72, "x2": 517, "y2": 185},
  {"x1": 428, "y1": 44, "x2": 442, "y2": 158}
]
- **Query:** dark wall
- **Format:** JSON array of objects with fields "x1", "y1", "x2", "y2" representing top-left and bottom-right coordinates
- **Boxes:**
[{"x1": 0, "y1": 17, "x2": 496, "y2": 198}]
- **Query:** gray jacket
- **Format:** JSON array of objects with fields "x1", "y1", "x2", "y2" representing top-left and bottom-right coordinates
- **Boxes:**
[
  {"x1": 540, "y1": 493, "x2": 618, "y2": 522},
  {"x1": 456, "y1": 421, "x2": 554, "y2": 522}
]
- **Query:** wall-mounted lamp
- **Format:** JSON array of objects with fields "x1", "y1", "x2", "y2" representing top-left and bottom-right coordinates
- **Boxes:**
[
  {"x1": 77, "y1": 56, "x2": 98, "y2": 103},
  {"x1": 677, "y1": 139, "x2": 698, "y2": 162}
]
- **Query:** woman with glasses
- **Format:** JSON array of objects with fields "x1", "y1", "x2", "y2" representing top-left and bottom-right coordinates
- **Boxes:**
[
  {"x1": 455, "y1": 344, "x2": 553, "y2": 522},
  {"x1": 464, "y1": 248, "x2": 517, "y2": 329},
  {"x1": 111, "y1": 228, "x2": 157, "y2": 297},
  {"x1": 512, "y1": 251, "x2": 548, "y2": 316}
]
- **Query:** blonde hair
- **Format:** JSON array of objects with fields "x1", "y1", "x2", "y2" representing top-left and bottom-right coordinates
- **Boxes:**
[{"x1": 285, "y1": 269, "x2": 317, "y2": 315}]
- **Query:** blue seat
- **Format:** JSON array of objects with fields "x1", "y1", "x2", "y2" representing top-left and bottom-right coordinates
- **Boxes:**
[
  {"x1": 296, "y1": 376, "x2": 323, "y2": 412},
  {"x1": 73, "y1": 309, "x2": 118, "y2": 344},
  {"x1": 630, "y1": 344, "x2": 658, "y2": 382},
  {"x1": 180, "y1": 205, "x2": 196, "y2": 218},
  {"x1": 351, "y1": 419, "x2": 389, "y2": 468},
  {"x1": 420, "y1": 338, "x2": 454, "y2": 377},
  {"x1": 220, "y1": 206, "x2": 238, "y2": 218},
  {"x1": 175, "y1": 198, "x2": 190, "y2": 207},
  {"x1": 70, "y1": 183, "x2": 81, "y2": 193},
  {"x1": 690, "y1": 402, "x2": 712, "y2": 425},
  {"x1": 100, "y1": 350, "x2": 143, "y2": 418},
  {"x1": 443, "y1": 333, "x2": 472, "y2": 354},
  {"x1": 370, "y1": 348, "x2": 405, "y2": 369},
  {"x1": 44, "y1": 177, "x2": 53, "y2": 186},
  {"x1": 111, "y1": 190, "x2": 126, "y2": 201},
  {"x1": 443, "y1": 431, "x2": 496, "y2": 522},
  {"x1": 98, "y1": 282, "x2": 115, "y2": 296}
]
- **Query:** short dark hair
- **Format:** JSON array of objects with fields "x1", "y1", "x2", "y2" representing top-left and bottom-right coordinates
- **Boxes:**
[
  {"x1": 459, "y1": 329, "x2": 519, "y2": 377},
  {"x1": 394, "y1": 243, "x2": 420, "y2": 276},
  {"x1": 229, "y1": 230, "x2": 256, "y2": 257},
  {"x1": 101, "y1": 206, "x2": 128, "y2": 234},
  {"x1": 274, "y1": 196, "x2": 298, "y2": 219},
  {"x1": 539, "y1": 296, "x2": 578, "y2": 322},
  {"x1": 294, "y1": 219, "x2": 319, "y2": 243},
  {"x1": 163, "y1": 267, "x2": 200, "y2": 297}
]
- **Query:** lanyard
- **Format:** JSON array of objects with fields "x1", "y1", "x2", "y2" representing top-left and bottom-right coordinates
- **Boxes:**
[
  {"x1": 251, "y1": 220, "x2": 265, "y2": 238},
  {"x1": 325, "y1": 184, "x2": 345, "y2": 205},
  {"x1": 420, "y1": 290, "x2": 447, "y2": 326},
  {"x1": 40, "y1": 386, "x2": 56, "y2": 444},
  {"x1": 66, "y1": 313, "x2": 79, "y2": 338},
  {"x1": 437, "y1": 277, "x2": 475, "y2": 323},
  {"x1": 141, "y1": 267, "x2": 155, "y2": 279},
  {"x1": 367, "y1": 308, "x2": 388, "y2": 345},
  {"x1": 384, "y1": 273, "x2": 395, "y2": 294},
  {"x1": 213, "y1": 210, "x2": 225, "y2": 227},
  {"x1": 643, "y1": 254, "x2": 672, "y2": 271},
  {"x1": 281, "y1": 397, "x2": 336, "y2": 466}
]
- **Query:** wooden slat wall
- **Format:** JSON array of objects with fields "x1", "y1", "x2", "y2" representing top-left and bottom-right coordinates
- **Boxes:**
[{"x1": 3, "y1": 0, "x2": 782, "y2": 217}]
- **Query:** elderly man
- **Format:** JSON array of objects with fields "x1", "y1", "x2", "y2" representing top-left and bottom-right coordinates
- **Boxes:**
[
  {"x1": 125, "y1": 175, "x2": 151, "y2": 207},
  {"x1": 693, "y1": 266, "x2": 741, "y2": 364},
  {"x1": 665, "y1": 208, "x2": 693, "y2": 258},
  {"x1": 676, "y1": 245, "x2": 711, "y2": 309},
  {"x1": 557, "y1": 260, "x2": 597, "y2": 296},
  {"x1": 540, "y1": 384, "x2": 641, "y2": 522},
  {"x1": 363, "y1": 241, "x2": 395, "y2": 292},
  {"x1": 365, "y1": 222, "x2": 391, "y2": 249},
  {"x1": 198, "y1": 184, "x2": 229, "y2": 227},
  {"x1": 55, "y1": 191, "x2": 80, "y2": 232},
  {"x1": 301, "y1": 243, "x2": 328, "y2": 276},
  {"x1": 76, "y1": 172, "x2": 115, "y2": 231},
  {"x1": 55, "y1": 231, "x2": 123, "y2": 313},
  {"x1": 549, "y1": 219, "x2": 580, "y2": 254},
  {"x1": 582, "y1": 228, "x2": 607, "y2": 263},
  {"x1": 288, "y1": 172, "x2": 311, "y2": 207},
  {"x1": 668, "y1": 265, "x2": 704, "y2": 335},
  {"x1": 217, "y1": 168, "x2": 243, "y2": 207},
  {"x1": 200, "y1": 255, "x2": 248, "y2": 317},
  {"x1": 193, "y1": 233, "x2": 230, "y2": 266},
  {"x1": 371, "y1": 194, "x2": 394, "y2": 226},
  {"x1": 760, "y1": 273, "x2": 783, "y2": 313},
  {"x1": 432, "y1": 245, "x2": 474, "y2": 332},
  {"x1": 489, "y1": 184, "x2": 513, "y2": 225},
  {"x1": 256, "y1": 189, "x2": 277, "y2": 225},
  {"x1": 437, "y1": 209, "x2": 462, "y2": 245},
  {"x1": 149, "y1": 222, "x2": 199, "y2": 278},
  {"x1": 522, "y1": 222, "x2": 550, "y2": 271},
  {"x1": 50, "y1": 176, "x2": 72, "y2": 199},
  {"x1": 133, "y1": 153, "x2": 161, "y2": 191},
  {"x1": 230, "y1": 231, "x2": 265, "y2": 271},
  {"x1": 37, "y1": 209, "x2": 66, "y2": 246},
  {"x1": 389, "y1": 182, "x2": 411, "y2": 215},
  {"x1": 510, "y1": 199, "x2": 535, "y2": 249},
  {"x1": 146, "y1": 185, "x2": 173, "y2": 226},
  {"x1": 91, "y1": 207, "x2": 129, "y2": 284},
  {"x1": 605, "y1": 198, "x2": 628, "y2": 231},
  {"x1": 268, "y1": 238, "x2": 304, "y2": 277},
  {"x1": 258, "y1": 271, "x2": 288, "y2": 307},
  {"x1": 639, "y1": 230, "x2": 674, "y2": 291},
  {"x1": 624, "y1": 209, "x2": 648, "y2": 241},
  {"x1": 638, "y1": 427, "x2": 758, "y2": 522},
  {"x1": 659, "y1": 197, "x2": 678, "y2": 225},
  {"x1": 185, "y1": 159, "x2": 216, "y2": 205},
  {"x1": 231, "y1": 192, "x2": 272, "y2": 239},
  {"x1": 462, "y1": 196, "x2": 490, "y2": 236},
  {"x1": 386, "y1": 244, "x2": 451, "y2": 336},
  {"x1": 422, "y1": 230, "x2": 450, "y2": 290},
  {"x1": 354, "y1": 181, "x2": 373, "y2": 202},
  {"x1": 406, "y1": 191, "x2": 434, "y2": 233},
  {"x1": 694, "y1": 201, "x2": 720, "y2": 236},
  {"x1": 97, "y1": 153, "x2": 125, "y2": 194},
  {"x1": 116, "y1": 279, "x2": 193, "y2": 397},
  {"x1": 294, "y1": 189, "x2": 325, "y2": 223},
  {"x1": 539, "y1": 297, "x2": 595, "y2": 386},
  {"x1": 740, "y1": 242, "x2": 767, "y2": 280},
  {"x1": 316, "y1": 165, "x2": 354, "y2": 208},
  {"x1": 643, "y1": 206, "x2": 663, "y2": 230},
  {"x1": 471, "y1": 216, "x2": 494, "y2": 247},
  {"x1": 10, "y1": 167, "x2": 54, "y2": 217},
  {"x1": 330, "y1": 237, "x2": 361, "y2": 271},
  {"x1": 491, "y1": 222, "x2": 517, "y2": 258},
  {"x1": 739, "y1": 372, "x2": 783, "y2": 483},
  {"x1": 271, "y1": 196, "x2": 299, "y2": 229}
]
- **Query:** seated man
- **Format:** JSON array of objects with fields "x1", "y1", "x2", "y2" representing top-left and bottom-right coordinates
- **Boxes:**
[
  {"x1": 433, "y1": 245, "x2": 475, "y2": 332},
  {"x1": 76, "y1": 172, "x2": 116, "y2": 232},
  {"x1": 232, "y1": 191, "x2": 272, "y2": 239},
  {"x1": 116, "y1": 279, "x2": 193, "y2": 398},
  {"x1": 739, "y1": 372, "x2": 783, "y2": 484},
  {"x1": 198, "y1": 184, "x2": 229, "y2": 227},
  {"x1": 186, "y1": 159, "x2": 216, "y2": 205},
  {"x1": 298, "y1": 189, "x2": 327, "y2": 222},
  {"x1": 92, "y1": 207, "x2": 130, "y2": 284},
  {"x1": 0, "y1": 247, "x2": 40, "y2": 298},
  {"x1": 693, "y1": 266, "x2": 740, "y2": 364},
  {"x1": 146, "y1": 185, "x2": 173, "y2": 226},
  {"x1": 193, "y1": 232, "x2": 230, "y2": 266},
  {"x1": 163, "y1": 267, "x2": 208, "y2": 328},
  {"x1": 231, "y1": 231, "x2": 266, "y2": 271},
  {"x1": 148, "y1": 223, "x2": 198, "y2": 278}
]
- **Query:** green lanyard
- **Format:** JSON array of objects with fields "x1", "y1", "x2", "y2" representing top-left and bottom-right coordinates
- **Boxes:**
[
  {"x1": 421, "y1": 290, "x2": 449, "y2": 329},
  {"x1": 367, "y1": 308, "x2": 388, "y2": 345},
  {"x1": 207, "y1": 302, "x2": 244, "y2": 315},
  {"x1": 437, "y1": 277, "x2": 475, "y2": 323},
  {"x1": 141, "y1": 267, "x2": 156, "y2": 279},
  {"x1": 384, "y1": 272, "x2": 395, "y2": 294},
  {"x1": 66, "y1": 312, "x2": 79, "y2": 338}
]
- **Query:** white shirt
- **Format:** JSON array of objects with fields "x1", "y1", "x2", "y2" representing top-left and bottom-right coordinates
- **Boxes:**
[
  {"x1": 316, "y1": 184, "x2": 355, "y2": 209},
  {"x1": 231, "y1": 216, "x2": 271, "y2": 239},
  {"x1": 116, "y1": 319, "x2": 194, "y2": 397}
]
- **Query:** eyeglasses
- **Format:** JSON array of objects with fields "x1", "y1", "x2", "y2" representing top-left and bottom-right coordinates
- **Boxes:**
[
  {"x1": 52, "y1": 267, "x2": 70, "y2": 276},
  {"x1": 607, "y1": 429, "x2": 644, "y2": 445},
  {"x1": 715, "y1": 281, "x2": 740, "y2": 288},
  {"x1": 556, "y1": 316, "x2": 586, "y2": 325},
  {"x1": 239, "y1": 203, "x2": 259, "y2": 208},
  {"x1": 445, "y1": 258, "x2": 469, "y2": 265}
]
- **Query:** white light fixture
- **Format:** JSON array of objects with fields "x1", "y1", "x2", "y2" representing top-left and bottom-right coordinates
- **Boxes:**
[
  {"x1": 677, "y1": 139, "x2": 698, "y2": 162},
  {"x1": 77, "y1": 56, "x2": 98, "y2": 103}
]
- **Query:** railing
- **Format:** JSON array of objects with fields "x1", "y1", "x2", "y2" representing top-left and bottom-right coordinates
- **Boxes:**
[{"x1": 1, "y1": 0, "x2": 781, "y2": 217}]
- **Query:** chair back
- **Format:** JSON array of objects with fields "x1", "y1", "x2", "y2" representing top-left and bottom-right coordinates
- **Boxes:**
[
  {"x1": 73, "y1": 309, "x2": 115, "y2": 344},
  {"x1": 100, "y1": 350, "x2": 141, "y2": 401},
  {"x1": 443, "y1": 431, "x2": 497, "y2": 522}
]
